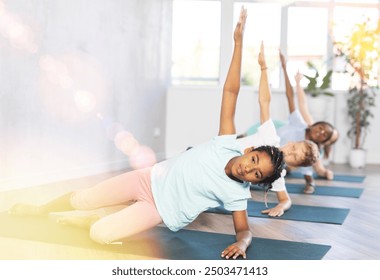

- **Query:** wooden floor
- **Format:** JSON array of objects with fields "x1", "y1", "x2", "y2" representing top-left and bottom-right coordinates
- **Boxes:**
[{"x1": 0, "y1": 163, "x2": 379, "y2": 260}]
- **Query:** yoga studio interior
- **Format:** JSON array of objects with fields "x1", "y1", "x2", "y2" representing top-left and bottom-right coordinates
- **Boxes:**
[{"x1": 0, "y1": 0, "x2": 379, "y2": 260}]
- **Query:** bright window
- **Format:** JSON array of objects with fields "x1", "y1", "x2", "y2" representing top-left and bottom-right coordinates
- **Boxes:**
[
  {"x1": 170, "y1": 0, "x2": 380, "y2": 89},
  {"x1": 287, "y1": 7, "x2": 328, "y2": 57},
  {"x1": 286, "y1": 7, "x2": 329, "y2": 86},
  {"x1": 171, "y1": 0, "x2": 221, "y2": 85},
  {"x1": 234, "y1": 2, "x2": 281, "y2": 87},
  {"x1": 335, "y1": 0, "x2": 379, "y2": 3}
]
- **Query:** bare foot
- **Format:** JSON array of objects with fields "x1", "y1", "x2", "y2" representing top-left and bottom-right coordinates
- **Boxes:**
[
  {"x1": 56, "y1": 214, "x2": 100, "y2": 229},
  {"x1": 8, "y1": 203, "x2": 43, "y2": 216}
]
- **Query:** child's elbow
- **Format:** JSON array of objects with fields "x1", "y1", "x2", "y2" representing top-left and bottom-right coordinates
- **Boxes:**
[{"x1": 223, "y1": 87, "x2": 240, "y2": 96}]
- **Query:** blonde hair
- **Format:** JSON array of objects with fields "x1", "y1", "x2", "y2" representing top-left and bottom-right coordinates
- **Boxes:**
[{"x1": 299, "y1": 140, "x2": 319, "y2": 167}]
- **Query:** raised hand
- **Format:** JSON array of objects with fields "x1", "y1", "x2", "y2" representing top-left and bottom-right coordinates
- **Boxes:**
[
  {"x1": 218, "y1": 6, "x2": 246, "y2": 136},
  {"x1": 234, "y1": 6, "x2": 247, "y2": 45},
  {"x1": 258, "y1": 41, "x2": 267, "y2": 70},
  {"x1": 294, "y1": 70, "x2": 303, "y2": 84}
]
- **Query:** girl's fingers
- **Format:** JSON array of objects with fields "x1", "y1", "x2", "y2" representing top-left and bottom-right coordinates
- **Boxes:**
[
  {"x1": 224, "y1": 249, "x2": 235, "y2": 259},
  {"x1": 239, "y1": 6, "x2": 247, "y2": 29},
  {"x1": 223, "y1": 247, "x2": 237, "y2": 259},
  {"x1": 233, "y1": 250, "x2": 246, "y2": 259}
]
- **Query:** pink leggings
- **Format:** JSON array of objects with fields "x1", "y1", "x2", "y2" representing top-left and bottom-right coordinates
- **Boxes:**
[{"x1": 70, "y1": 167, "x2": 162, "y2": 244}]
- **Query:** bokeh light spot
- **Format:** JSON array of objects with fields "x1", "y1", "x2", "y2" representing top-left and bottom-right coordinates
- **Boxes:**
[
  {"x1": 129, "y1": 145, "x2": 157, "y2": 170},
  {"x1": 74, "y1": 90, "x2": 96, "y2": 113},
  {"x1": 114, "y1": 131, "x2": 140, "y2": 156},
  {"x1": 106, "y1": 122, "x2": 124, "y2": 140}
]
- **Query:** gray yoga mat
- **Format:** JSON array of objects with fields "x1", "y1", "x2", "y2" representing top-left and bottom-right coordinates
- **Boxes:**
[
  {"x1": 285, "y1": 172, "x2": 365, "y2": 183},
  {"x1": 251, "y1": 183, "x2": 363, "y2": 198},
  {"x1": 0, "y1": 212, "x2": 330, "y2": 260},
  {"x1": 207, "y1": 201, "x2": 350, "y2": 224}
]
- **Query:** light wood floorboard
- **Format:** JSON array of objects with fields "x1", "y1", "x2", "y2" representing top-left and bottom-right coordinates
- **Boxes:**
[{"x1": 0, "y1": 164, "x2": 379, "y2": 260}]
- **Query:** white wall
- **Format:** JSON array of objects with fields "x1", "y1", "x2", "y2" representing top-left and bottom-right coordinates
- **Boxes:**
[
  {"x1": 166, "y1": 86, "x2": 290, "y2": 157},
  {"x1": 0, "y1": 0, "x2": 172, "y2": 190},
  {"x1": 166, "y1": 87, "x2": 380, "y2": 164}
]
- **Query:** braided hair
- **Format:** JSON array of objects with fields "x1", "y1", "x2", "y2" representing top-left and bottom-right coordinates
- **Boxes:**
[{"x1": 254, "y1": 145, "x2": 285, "y2": 191}]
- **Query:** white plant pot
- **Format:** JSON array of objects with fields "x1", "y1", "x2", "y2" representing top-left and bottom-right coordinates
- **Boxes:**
[{"x1": 349, "y1": 149, "x2": 366, "y2": 168}]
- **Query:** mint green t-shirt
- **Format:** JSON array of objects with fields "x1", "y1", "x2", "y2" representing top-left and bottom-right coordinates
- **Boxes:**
[
  {"x1": 151, "y1": 135, "x2": 251, "y2": 232},
  {"x1": 245, "y1": 119, "x2": 287, "y2": 136}
]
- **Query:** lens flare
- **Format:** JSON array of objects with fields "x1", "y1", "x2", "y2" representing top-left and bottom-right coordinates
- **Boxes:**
[
  {"x1": 121, "y1": 139, "x2": 140, "y2": 156},
  {"x1": 114, "y1": 131, "x2": 140, "y2": 156},
  {"x1": 39, "y1": 55, "x2": 56, "y2": 72},
  {"x1": 39, "y1": 55, "x2": 73, "y2": 88},
  {"x1": 106, "y1": 122, "x2": 124, "y2": 140},
  {"x1": 38, "y1": 53, "x2": 108, "y2": 122},
  {"x1": 97, "y1": 114, "x2": 114, "y2": 128},
  {"x1": 129, "y1": 145, "x2": 157, "y2": 170},
  {"x1": 0, "y1": 2, "x2": 38, "y2": 53},
  {"x1": 74, "y1": 90, "x2": 96, "y2": 113}
]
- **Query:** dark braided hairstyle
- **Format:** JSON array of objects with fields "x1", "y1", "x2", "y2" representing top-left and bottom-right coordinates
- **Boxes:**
[{"x1": 253, "y1": 145, "x2": 285, "y2": 191}]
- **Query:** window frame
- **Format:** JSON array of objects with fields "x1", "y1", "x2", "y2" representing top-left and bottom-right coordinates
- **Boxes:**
[{"x1": 171, "y1": 0, "x2": 380, "y2": 89}]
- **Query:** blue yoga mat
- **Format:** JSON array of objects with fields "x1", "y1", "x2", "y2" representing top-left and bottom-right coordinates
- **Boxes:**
[
  {"x1": 207, "y1": 201, "x2": 349, "y2": 225},
  {"x1": 285, "y1": 171, "x2": 365, "y2": 183},
  {"x1": 272, "y1": 183, "x2": 363, "y2": 198},
  {"x1": 0, "y1": 213, "x2": 331, "y2": 260}
]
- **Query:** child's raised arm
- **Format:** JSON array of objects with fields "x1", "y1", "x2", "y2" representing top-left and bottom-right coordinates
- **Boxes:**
[
  {"x1": 218, "y1": 6, "x2": 247, "y2": 136},
  {"x1": 295, "y1": 71, "x2": 314, "y2": 126},
  {"x1": 279, "y1": 50, "x2": 296, "y2": 114},
  {"x1": 258, "y1": 41, "x2": 271, "y2": 124}
]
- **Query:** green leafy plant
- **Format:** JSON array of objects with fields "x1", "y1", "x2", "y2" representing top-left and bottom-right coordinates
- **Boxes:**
[
  {"x1": 334, "y1": 18, "x2": 379, "y2": 149},
  {"x1": 303, "y1": 62, "x2": 334, "y2": 98},
  {"x1": 346, "y1": 86, "x2": 376, "y2": 148}
]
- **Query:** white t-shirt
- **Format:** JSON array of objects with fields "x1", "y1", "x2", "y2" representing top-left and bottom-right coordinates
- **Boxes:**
[
  {"x1": 237, "y1": 119, "x2": 286, "y2": 192},
  {"x1": 151, "y1": 134, "x2": 252, "y2": 232},
  {"x1": 277, "y1": 110, "x2": 307, "y2": 145}
]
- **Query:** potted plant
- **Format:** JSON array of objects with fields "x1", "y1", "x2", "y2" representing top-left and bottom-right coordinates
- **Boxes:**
[
  {"x1": 334, "y1": 18, "x2": 379, "y2": 168},
  {"x1": 303, "y1": 61, "x2": 334, "y2": 98},
  {"x1": 303, "y1": 62, "x2": 334, "y2": 120}
]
